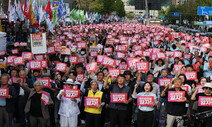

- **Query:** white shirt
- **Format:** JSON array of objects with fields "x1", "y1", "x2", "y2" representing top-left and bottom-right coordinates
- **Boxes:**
[{"x1": 57, "y1": 90, "x2": 80, "y2": 117}]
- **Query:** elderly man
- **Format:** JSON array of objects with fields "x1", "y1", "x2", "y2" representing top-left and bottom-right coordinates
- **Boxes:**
[
  {"x1": 191, "y1": 83, "x2": 212, "y2": 127},
  {"x1": 0, "y1": 74, "x2": 17, "y2": 127},
  {"x1": 20, "y1": 80, "x2": 53, "y2": 127},
  {"x1": 161, "y1": 78, "x2": 190, "y2": 127}
]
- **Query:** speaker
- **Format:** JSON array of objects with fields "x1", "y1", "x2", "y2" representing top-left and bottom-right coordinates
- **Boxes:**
[{"x1": 135, "y1": 0, "x2": 161, "y2": 10}]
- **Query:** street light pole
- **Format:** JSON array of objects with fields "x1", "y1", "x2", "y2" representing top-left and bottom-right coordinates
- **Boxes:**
[{"x1": 145, "y1": 0, "x2": 149, "y2": 25}]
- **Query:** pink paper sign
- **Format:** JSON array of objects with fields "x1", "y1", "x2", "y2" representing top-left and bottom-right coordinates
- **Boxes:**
[
  {"x1": 55, "y1": 63, "x2": 67, "y2": 72},
  {"x1": 29, "y1": 60, "x2": 41, "y2": 70},
  {"x1": 136, "y1": 62, "x2": 149, "y2": 71},
  {"x1": 36, "y1": 78, "x2": 50, "y2": 88},
  {"x1": 198, "y1": 96, "x2": 212, "y2": 107},
  {"x1": 137, "y1": 96, "x2": 154, "y2": 106},
  {"x1": 158, "y1": 78, "x2": 172, "y2": 87},
  {"x1": 184, "y1": 72, "x2": 197, "y2": 80},
  {"x1": 41, "y1": 91, "x2": 49, "y2": 105},
  {"x1": 84, "y1": 97, "x2": 100, "y2": 107},
  {"x1": 108, "y1": 69, "x2": 121, "y2": 78},
  {"x1": 64, "y1": 88, "x2": 80, "y2": 98},
  {"x1": 0, "y1": 88, "x2": 9, "y2": 98},
  {"x1": 168, "y1": 91, "x2": 185, "y2": 102},
  {"x1": 85, "y1": 62, "x2": 97, "y2": 72},
  {"x1": 110, "y1": 93, "x2": 127, "y2": 103}
]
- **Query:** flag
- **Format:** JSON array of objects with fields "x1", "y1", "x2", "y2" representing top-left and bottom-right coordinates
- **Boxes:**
[
  {"x1": 18, "y1": 1, "x2": 25, "y2": 21},
  {"x1": 53, "y1": 7, "x2": 57, "y2": 27},
  {"x1": 57, "y1": 0, "x2": 66, "y2": 20},
  {"x1": 38, "y1": 6, "x2": 44, "y2": 25},
  {"x1": 7, "y1": 0, "x2": 12, "y2": 13},
  {"x1": 23, "y1": 0, "x2": 28, "y2": 17},
  {"x1": 28, "y1": 0, "x2": 35, "y2": 25},
  {"x1": 45, "y1": 1, "x2": 53, "y2": 21}
]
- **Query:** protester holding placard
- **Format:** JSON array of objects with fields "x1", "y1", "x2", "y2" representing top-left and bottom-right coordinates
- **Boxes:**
[
  {"x1": 132, "y1": 83, "x2": 157, "y2": 127},
  {"x1": 20, "y1": 80, "x2": 53, "y2": 127},
  {"x1": 191, "y1": 83, "x2": 212, "y2": 127},
  {"x1": 103, "y1": 74, "x2": 132, "y2": 127},
  {"x1": 161, "y1": 78, "x2": 190, "y2": 127},
  {"x1": 84, "y1": 80, "x2": 106, "y2": 127},
  {"x1": 203, "y1": 56, "x2": 212, "y2": 78},
  {"x1": 57, "y1": 79, "x2": 80, "y2": 127},
  {"x1": 0, "y1": 74, "x2": 17, "y2": 127},
  {"x1": 42, "y1": 73, "x2": 56, "y2": 127},
  {"x1": 152, "y1": 58, "x2": 170, "y2": 77}
]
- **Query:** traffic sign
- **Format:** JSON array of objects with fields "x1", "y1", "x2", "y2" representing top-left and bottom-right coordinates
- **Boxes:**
[
  {"x1": 197, "y1": 6, "x2": 212, "y2": 16},
  {"x1": 172, "y1": 12, "x2": 179, "y2": 17}
]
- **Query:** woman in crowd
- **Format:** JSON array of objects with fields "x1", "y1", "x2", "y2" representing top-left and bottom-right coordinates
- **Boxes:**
[
  {"x1": 132, "y1": 82, "x2": 157, "y2": 127},
  {"x1": 57, "y1": 79, "x2": 80, "y2": 127}
]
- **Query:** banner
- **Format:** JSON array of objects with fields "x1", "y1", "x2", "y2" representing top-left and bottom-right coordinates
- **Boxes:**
[
  {"x1": 184, "y1": 72, "x2": 197, "y2": 80},
  {"x1": 69, "y1": 56, "x2": 78, "y2": 64},
  {"x1": 29, "y1": 60, "x2": 41, "y2": 70},
  {"x1": 101, "y1": 57, "x2": 115, "y2": 67},
  {"x1": 110, "y1": 93, "x2": 127, "y2": 103},
  {"x1": 168, "y1": 91, "x2": 185, "y2": 102},
  {"x1": 30, "y1": 33, "x2": 47, "y2": 54},
  {"x1": 55, "y1": 63, "x2": 67, "y2": 72},
  {"x1": 85, "y1": 62, "x2": 97, "y2": 72}
]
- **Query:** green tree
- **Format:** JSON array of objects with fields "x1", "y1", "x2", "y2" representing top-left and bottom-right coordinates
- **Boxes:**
[{"x1": 112, "y1": 0, "x2": 126, "y2": 17}]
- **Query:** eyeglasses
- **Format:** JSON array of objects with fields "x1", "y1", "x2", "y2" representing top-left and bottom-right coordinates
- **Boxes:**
[{"x1": 206, "y1": 87, "x2": 212, "y2": 90}]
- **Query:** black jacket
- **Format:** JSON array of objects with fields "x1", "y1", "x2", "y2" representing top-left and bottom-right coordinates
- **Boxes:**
[{"x1": 0, "y1": 84, "x2": 17, "y2": 113}]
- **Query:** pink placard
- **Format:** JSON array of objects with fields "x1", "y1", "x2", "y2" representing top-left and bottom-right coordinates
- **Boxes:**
[
  {"x1": 76, "y1": 74, "x2": 85, "y2": 83},
  {"x1": 134, "y1": 50, "x2": 143, "y2": 56},
  {"x1": 35, "y1": 55, "x2": 44, "y2": 61},
  {"x1": 11, "y1": 77, "x2": 25, "y2": 84},
  {"x1": 127, "y1": 58, "x2": 140, "y2": 68},
  {"x1": 61, "y1": 48, "x2": 71, "y2": 55},
  {"x1": 181, "y1": 86, "x2": 189, "y2": 93},
  {"x1": 0, "y1": 88, "x2": 9, "y2": 98},
  {"x1": 143, "y1": 51, "x2": 151, "y2": 57},
  {"x1": 174, "y1": 65, "x2": 185, "y2": 72},
  {"x1": 108, "y1": 69, "x2": 121, "y2": 78},
  {"x1": 168, "y1": 91, "x2": 185, "y2": 102},
  {"x1": 69, "y1": 56, "x2": 78, "y2": 64},
  {"x1": 41, "y1": 60, "x2": 47, "y2": 68},
  {"x1": 84, "y1": 97, "x2": 100, "y2": 107},
  {"x1": 78, "y1": 57, "x2": 86, "y2": 63},
  {"x1": 116, "y1": 52, "x2": 126, "y2": 59},
  {"x1": 29, "y1": 60, "x2": 41, "y2": 70},
  {"x1": 119, "y1": 64, "x2": 128, "y2": 70},
  {"x1": 104, "y1": 48, "x2": 113, "y2": 54},
  {"x1": 97, "y1": 55, "x2": 104, "y2": 63},
  {"x1": 77, "y1": 42, "x2": 86, "y2": 49},
  {"x1": 110, "y1": 93, "x2": 127, "y2": 103},
  {"x1": 0, "y1": 51, "x2": 6, "y2": 56},
  {"x1": 41, "y1": 91, "x2": 49, "y2": 105},
  {"x1": 85, "y1": 62, "x2": 97, "y2": 72},
  {"x1": 137, "y1": 96, "x2": 154, "y2": 106},
  {"x1": 90, "y1": 51, "x2": 98, "y2": 57},
  {"x1": 11, "y1": 49, "x2": 19, "y2": 54},
  {"x1": 156, "y1": 52, "x2": 166, "y2": 59},
  {"x1": 198, "y1": 96, "x2": 212, "y2": 107},
  {"x1": 184, "y1": 54, "x2": 192, "y2": 59},
  {"x1": 101, "y1": 57, "x2": 115, "y2": 67},
  {"x1": 48, "y1": 46, "x2": 56, "y2": 54},
  {"x1": 165, "y1": 51, "x2": 174, "y2": 57},
  {"x1": 13, "y1": 57, "x2": 24, "y2": 65},
  {"x1": 115, "y1": 45, "x2": 128, "y2": 52},
  {"x1": 55, "y1": 63, "x2": 67, "y2": 72},
  {"x1": 36, "y1": 78, "x2": 50, "y2": 88},
  {"x1": 174, "y1": 51, "x2": 182, "y2": 58},
  {"x1": 64, "y1": 88, "x2": 80, "y2": 98},
  {"x1": 158, "y1": 78, "x2": 172, "y2": 87},
  {"x1": 22, "y1": 52, "x2": 32, "y2": 60},
  {"x1": 136, "y1": 62, "x2": 149, "y2": 71},
  {"x1": 184, "y1": 72, "x2": 197, "y2": 80}
]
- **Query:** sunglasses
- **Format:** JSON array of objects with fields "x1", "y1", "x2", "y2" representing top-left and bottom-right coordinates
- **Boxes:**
[{"x1": 205, "y1": 87, "x2": 212, "y2": 90}]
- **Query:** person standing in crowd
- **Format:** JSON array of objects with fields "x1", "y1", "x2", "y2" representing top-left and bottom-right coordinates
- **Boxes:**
[
  {"x1": 0, "y1": 74, "x2": 17, "y2": 127},
  {"x1": 22, "y1": 20, "x2": 28, "y2": 42},
  {"x1": 103, "y1": 74, "x2": 132, "y2": 127},
  {"x1": 161, "y1": 78, "x2": 190, "y2": 127},
  {"x1": 57, "y1": 79, "x2": 80, "y2": 127},
  {"x1": 132, "y1": 82, "x2": 158, "y2": 127},
  {"x1": 14, "y1": 19, "x2": 21, "y2": 42},
  {"x1": 84, "y1": 80, "x2": 106, "y2": 127},
  {"x1": 20, "y1": 80, "x2": 53, "y2": 127},
  {"x1": 191, "y1": 83, "x2": 212, "y2": 127}
]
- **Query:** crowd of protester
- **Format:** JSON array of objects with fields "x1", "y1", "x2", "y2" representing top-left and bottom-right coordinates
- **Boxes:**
[{"x1": 1, "y1": 20, "x2": 212, "y2": 127}]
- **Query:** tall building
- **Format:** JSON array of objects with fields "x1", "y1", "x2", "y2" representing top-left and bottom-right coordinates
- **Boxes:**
[{"x1": 134, "y1": 0, "x2": 161, "y2": 10}]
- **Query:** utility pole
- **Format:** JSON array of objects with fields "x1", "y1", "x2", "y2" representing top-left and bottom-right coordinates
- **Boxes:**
[{"x1": 145, "y1": 0, "x2": 149, "y2": 25}]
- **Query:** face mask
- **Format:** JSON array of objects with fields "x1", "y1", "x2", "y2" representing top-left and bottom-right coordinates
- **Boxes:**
[{"x1": 81, "y1": 51, "x2": 85, "y2": 55}]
